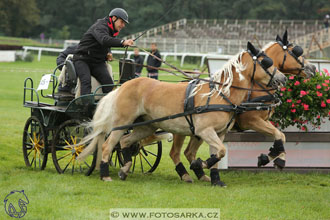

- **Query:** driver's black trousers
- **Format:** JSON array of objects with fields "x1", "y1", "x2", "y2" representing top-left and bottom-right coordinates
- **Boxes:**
[{"x1": 74, "y1": 59, "x2": 114, "y2": 95}]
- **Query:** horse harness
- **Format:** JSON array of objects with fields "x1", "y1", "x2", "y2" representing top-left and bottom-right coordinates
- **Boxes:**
[{"x1": 277, "y1": 41, "x2": 305, "y2": 76}]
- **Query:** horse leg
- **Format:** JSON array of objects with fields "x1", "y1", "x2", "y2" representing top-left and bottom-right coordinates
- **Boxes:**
[
  {"x1": 183, "y1": 136, "x2": 210, "y2": 182},
  {"x1": 190, "y1": 128, "x2": 226, "y2": 187},
  {"x1": 170, "y1": 134, "x2": 193, "y2": 183},
  {"x1": 101, "y1": 130, "x2": 126, "y2": 181},
  {"x1": 242, "y1": 119, "x2": 286, "y2": 169},
  {"x1": 118, "y1": 125, "x2": 157, "y2": 180}
]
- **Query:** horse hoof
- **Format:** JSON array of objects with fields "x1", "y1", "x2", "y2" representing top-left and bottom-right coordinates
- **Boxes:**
[
  {"x1": 101, "y1": 176, "x2": 113, "y2": 182},
  {"x1": 257, "y1": 154, "x2": 269, "y2": 167},
  {"x1": 182, "y1": 174, "x2": 193, "y2": 183},
  {"x1": 211, "y1": 180, "x2": 227, "y2": 187},
  {"x1": 118, "y1": 170, "x2": 128, "y2": 180},
  {"x1": 199, "y1": 175, "x2": 211, "y2": 182},
  {"x1": 273, "y1": 158, "x2": 285, "y2": 170},
  {"x1": 190, "y1": 158, "x2": 203, "y2": 170}
]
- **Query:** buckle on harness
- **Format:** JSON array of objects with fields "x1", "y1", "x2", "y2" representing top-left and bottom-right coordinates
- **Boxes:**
[{"x1": 196, "y1": 106, "x2": 204, "y2": 113}]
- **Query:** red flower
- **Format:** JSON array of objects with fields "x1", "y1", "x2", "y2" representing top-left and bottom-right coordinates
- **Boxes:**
[
  {"x1": 288, "y1": 88, "x2": 292, "y2": 92},
  {"x1": 296, "y1": 100, "x2": 301, "y2": 104},
  {"x1": 301, "y1": 126, "x2": 306, "y2": 131},
  {"x1": 321, "y1": 101, "x2": 326, "y2": 108},
  {"x1": 291, "y1": 103, "x2": 295, "y2": 108},
  {"x1": 280, "y1": 87, "x2": 286, "y2": 91},
  {"x1": 325, "y1": 80, "x2": 330, "y2": 84},
  {"x1": 317, "y1": 91, "x2": 323, "y2": 97},
  {"x1": 323, "y1": 68, "x2": 329, "y2": 74},
  {"x1": 303, "y1": 104, "x2": 309, "y2": 110},
  {"x1": 327, "y1": 99, "x2": 330, "y2": 104},
  {"x1": 322, "y1": 83, "x2": 328, "y2": 87},
  {"x1": 300, "y1": 90, "x2": 307, "y2": 97},
  {"x1": 316, "y1": 85, "x2": 322, "y2": 89},
  {"x1": 291, "y1": 109, "x2": 296, "y2": 113},
  {"x1": 287, "y1": 99, "x2": 292, "y2": 103},
  {"x1": 289, "y1": 76, "x2": 294, "y2": 80},
  {"x1": 317, "y1": 115, "x2": 321, "y2": 119},
  {"x1": 294, "y1": 81, "x2": 300, "y2": 86}
]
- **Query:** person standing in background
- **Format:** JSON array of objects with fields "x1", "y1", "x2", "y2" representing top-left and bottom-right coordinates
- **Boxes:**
[
  {"x1": 133, "y1": 48, "x2": 143, "y2": 77},
  {"x1": 146, "y1": 43, "x2": 161, "y2": 80}
]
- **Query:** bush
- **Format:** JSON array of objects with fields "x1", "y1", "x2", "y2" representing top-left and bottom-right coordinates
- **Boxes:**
[{"x1": 271, "y1": 69, "x2": 330, "y2": 131}]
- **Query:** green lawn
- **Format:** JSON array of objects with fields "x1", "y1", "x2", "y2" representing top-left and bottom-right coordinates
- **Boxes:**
[{"x1": 0, "y1": 56, "x2": 329, "y2": 220}]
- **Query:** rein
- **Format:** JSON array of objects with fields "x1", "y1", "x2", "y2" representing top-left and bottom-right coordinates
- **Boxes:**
[{"x1": 133, "y1": 45, "x2": 277, "y2": 92}]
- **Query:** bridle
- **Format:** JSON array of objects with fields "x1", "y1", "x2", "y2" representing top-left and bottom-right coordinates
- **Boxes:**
[
  {"x1": 277, "y1": 41, "x2": 305, "y2": 76},
  {"x1": 247, "y1": 50, "x2": 278, "y2": 88}
]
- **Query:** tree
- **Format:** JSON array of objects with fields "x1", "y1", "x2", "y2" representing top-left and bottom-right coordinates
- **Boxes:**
[{"x1": 0, "y1": 0, "x2": 40, "y2": 36}]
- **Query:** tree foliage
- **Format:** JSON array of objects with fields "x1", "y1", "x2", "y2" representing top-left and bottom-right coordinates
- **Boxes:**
[{"x1": 1, "y1": 0, "x2": 329, "y2": 39}]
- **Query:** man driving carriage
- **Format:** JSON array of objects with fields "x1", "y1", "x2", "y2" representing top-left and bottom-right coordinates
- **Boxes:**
[{"x1": 73, "y1": 8, "x2": 134, "y2": 96}]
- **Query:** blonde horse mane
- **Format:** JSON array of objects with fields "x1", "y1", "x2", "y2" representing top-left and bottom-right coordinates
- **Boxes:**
[
  {"x1": 191, "y1": 51, "x2": 246, "y2": 98},
  {"x1": 262, "y1": 41, "x2": 277, "y2": 51}
]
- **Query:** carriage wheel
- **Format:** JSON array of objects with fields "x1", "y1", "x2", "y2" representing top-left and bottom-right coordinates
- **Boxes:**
[
  {"x1": 132, "y1": 141, "x2": 162, "y2": 174},
  {"x1": 112, "y1": 141, "x2": 162, "y2": 174},
  {"x1": 22, "y1": 116, "x2": 48, "y2": 170},
  {"x1": 52, "y1": 119, "x2": 96, "y2": 175}
]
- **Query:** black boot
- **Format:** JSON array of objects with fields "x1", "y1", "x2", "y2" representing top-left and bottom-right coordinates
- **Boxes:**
[{"x1": 210, "y1": 168, "x2": 226, "y2": 187}]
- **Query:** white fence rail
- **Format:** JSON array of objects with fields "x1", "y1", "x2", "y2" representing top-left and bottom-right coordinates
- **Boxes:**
[{"x1": 23, "y1": 46, "x2": 330, "y2": 70}]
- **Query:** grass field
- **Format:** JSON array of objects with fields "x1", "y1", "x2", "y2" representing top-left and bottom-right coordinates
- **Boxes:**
[{"x1": 0, "y1": 55, "x2": 329, "y2": 220}]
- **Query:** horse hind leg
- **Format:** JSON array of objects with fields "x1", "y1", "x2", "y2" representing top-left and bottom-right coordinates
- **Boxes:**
[
  {"x1": 101, "y1": 130, "x2": 126, "y2": 182},
  {"x1": 118, "y1": 125, "x2": 157, "y2": 180},
  {"x1": 170, "y1": 134, "x2": 193, "y2": 183},
  {"x1": 184, "y1": 136, "x2": 210, "y2": 182}
]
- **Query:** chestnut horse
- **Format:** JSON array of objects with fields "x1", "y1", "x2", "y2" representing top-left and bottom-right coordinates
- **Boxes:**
[
  {"x1": 169, "y1": 31, "x2": 316, "y2": 184},
  {"x1": 77, "y1": 42, "x2": 286, "y2": 185}
]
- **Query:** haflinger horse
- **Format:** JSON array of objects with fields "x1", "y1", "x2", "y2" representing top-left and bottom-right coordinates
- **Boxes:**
[
  {"x1": 169, "y1": 30, "x2": 316, "y2": 184},
  {"x1": 77, "y1": 41, "x2": 287, "y2": 185}
]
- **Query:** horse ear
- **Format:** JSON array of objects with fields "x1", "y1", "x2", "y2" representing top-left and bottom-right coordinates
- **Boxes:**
[
  {"x1": 276, "y1": 35, "x2": 282, "y2": 42},
  {"x1": 282, "y1": 30, "x2": 288, "y2": 45},
  {"x1": 247, "y1": 41, "x2": 258, "y2": 55}
]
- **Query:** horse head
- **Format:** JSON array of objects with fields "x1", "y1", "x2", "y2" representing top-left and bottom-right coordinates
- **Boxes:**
[
  {"x1": 270, "y1": 30, "x2": 316, "y2": 78},
  {"x1": 246, "y1": 41, "x2": 287, "y2": 89}
]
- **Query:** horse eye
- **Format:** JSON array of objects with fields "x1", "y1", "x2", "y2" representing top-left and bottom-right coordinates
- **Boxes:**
[
  {"x1": 292, "y1": 46, "x2": 303, "y2": 57},
  {"x1": 261, "y1": 57, "x2": 273, "y2": 69}
]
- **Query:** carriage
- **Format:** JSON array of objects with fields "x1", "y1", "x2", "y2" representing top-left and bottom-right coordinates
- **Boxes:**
[{"x1": 22, "y1": 59, "x2": 165, "y2": 175}]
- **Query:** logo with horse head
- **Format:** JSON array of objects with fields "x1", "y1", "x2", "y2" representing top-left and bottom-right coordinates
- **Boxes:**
[{"x1": 4, "y1": 190, "x2": 29, "y2": 218}]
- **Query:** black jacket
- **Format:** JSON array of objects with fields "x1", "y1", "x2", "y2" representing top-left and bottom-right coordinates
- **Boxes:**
[
  {"x1": 133, "y1": 55, "x2": 144, "y2": 73},
  {"x1": 75, "y1": 17, "x2": 124, "y2": 63},
  {"x1": 147, "y1": 50, "x2": 161, "y2": 73},
  {"x1": 56, "y1": 45, "x2": 78, "y2": 70}
]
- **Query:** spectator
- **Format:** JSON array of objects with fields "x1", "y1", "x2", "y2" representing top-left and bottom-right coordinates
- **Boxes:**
[
  {"x1": 324, "y1": 14, "x2": 329, "y2": 30},
  {"x1": 73, "y1": 8, "x2": 134, "y2": 95},
  {"x1": 146, "y1": 43, "x2": 161, "y2": 79},
  {"x1": 133, "y1": 48, "x2": 143, "y2": 77}
]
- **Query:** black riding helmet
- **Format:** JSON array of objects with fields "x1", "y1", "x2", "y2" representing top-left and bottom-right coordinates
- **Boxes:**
[{"x1": 109, "y1": 8, "x2": 129, "y2": 24}]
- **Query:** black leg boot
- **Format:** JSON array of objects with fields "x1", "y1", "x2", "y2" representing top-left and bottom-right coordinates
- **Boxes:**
[
  {"x1": 100, "y1": 161, "x2": 111, "y2": 181},
  {"x1": 210, "y1": 168, "x2": 226, "y2": 187},
  {"x1": 175, "y1": 162, "x2": 193, "y2": 183},
  {"x1": 118, "y1": 147, "x2": 132, "y2": 180}
]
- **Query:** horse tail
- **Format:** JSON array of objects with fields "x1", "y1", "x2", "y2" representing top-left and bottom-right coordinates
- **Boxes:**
[{"x1": 77, "y1": 89, "x2": 119, "y2": 162}]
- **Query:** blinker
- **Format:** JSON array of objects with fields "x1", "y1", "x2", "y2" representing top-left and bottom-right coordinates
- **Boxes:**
[
  {"x1": 292, "y1": 46, "x2": 303, "y2": 57},
  {"x1": 261, "y1": 57, "x2": 273, "y2": 69}
]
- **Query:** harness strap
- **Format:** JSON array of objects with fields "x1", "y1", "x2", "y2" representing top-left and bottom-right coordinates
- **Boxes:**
[{"x1": 184, "y1": 79, "x2": 200, "y2": 135}]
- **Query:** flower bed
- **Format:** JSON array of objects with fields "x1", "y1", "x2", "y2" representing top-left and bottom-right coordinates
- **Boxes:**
[{"x1": 271, "y1": 69, "x2": 330, "y2": 131}]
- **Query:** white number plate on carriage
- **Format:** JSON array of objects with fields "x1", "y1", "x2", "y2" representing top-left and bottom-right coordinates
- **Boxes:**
[{"x1": 37, "y1": 74, "x2": 51, "y2": 91}]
